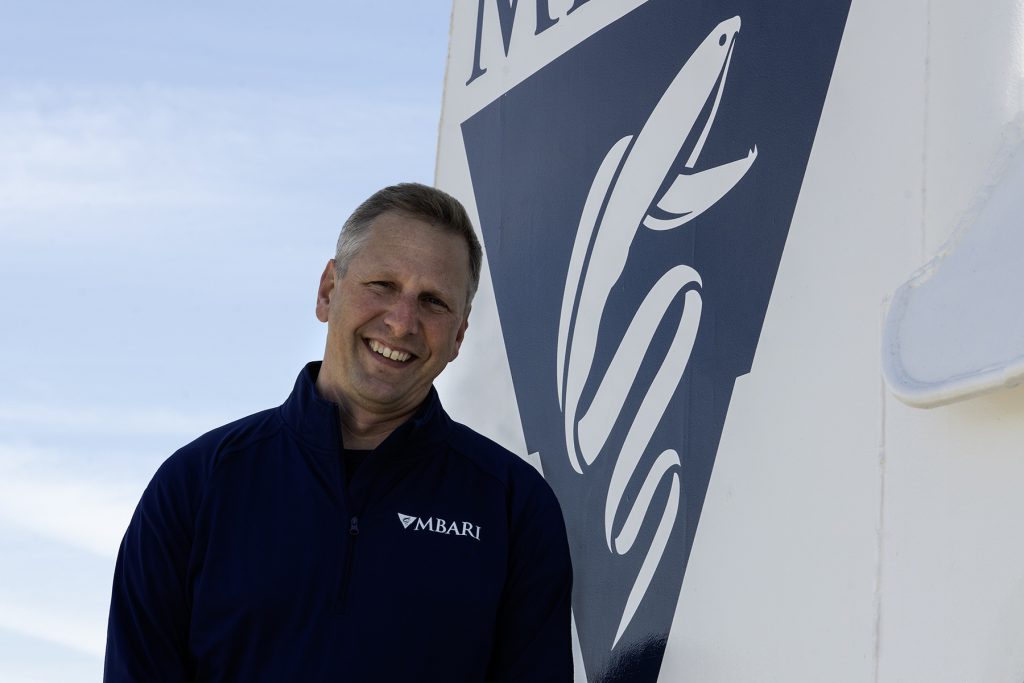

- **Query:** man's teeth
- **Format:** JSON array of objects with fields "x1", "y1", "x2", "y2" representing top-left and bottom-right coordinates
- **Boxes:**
[{"x1": 369, "y1": 339, "x2": 411, "y2": 362}]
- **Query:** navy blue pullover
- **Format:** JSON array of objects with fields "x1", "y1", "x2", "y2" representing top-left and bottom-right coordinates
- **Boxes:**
[{"x1": 104, "y1": 363, "x2": 573, "y2": 682}]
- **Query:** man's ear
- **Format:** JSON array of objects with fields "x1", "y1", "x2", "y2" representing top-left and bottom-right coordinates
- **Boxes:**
[
  {"x1": 450, "y1": 307, "x2": 470, "y2": 361},
  {"x1": 315, "y1": 260, "x2": 336, "y2": 323}
]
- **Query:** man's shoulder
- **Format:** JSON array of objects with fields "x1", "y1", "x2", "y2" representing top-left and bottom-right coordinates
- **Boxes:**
[
  {"x1": 444, "y1": 420, "x2": 570, "y2": 575},
  {"x1": 128, "y1": 406, "x2": 285, "y2": 529},
  {"x1": 443, "y1": 420, "x2": 563, "y2": 517},
  {"x1": 157, "y1": 406, "x2": 284, "y2": 484},
  {"x1": 445, "y1": 421, "x2": 538, "y2": 483}
]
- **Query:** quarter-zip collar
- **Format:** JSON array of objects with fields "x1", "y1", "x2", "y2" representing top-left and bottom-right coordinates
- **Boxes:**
[{"x1": 279, "y1": 361, "x2": 452, "y2": 458}]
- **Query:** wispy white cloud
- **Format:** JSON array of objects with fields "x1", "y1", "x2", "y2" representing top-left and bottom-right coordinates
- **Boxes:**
[
  {"x1": 0, "y1": 84, "x2": 437, "y2": 222},
  {"x1": 0, "y1": 402, "x2": 226, "y2": 438},
  {"x1": 0, "y1": 86, "x2": 230, "y2": 210},
  {"x1": 0, "y1": 599, "x2": 105, "y2": 660},
  {"x1": 0, "y1": 443, "x2": 142, "y2": 559}
]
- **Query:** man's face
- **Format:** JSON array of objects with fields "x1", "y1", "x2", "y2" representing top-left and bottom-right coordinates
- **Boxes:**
[{"x1": 316, "y1": 211, "x2": 471, "y2": 420}]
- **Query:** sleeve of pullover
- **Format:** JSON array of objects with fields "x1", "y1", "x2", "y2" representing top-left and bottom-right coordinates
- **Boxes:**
[
  {"x1": 104, "y1": 450, "x2": 203, "y2": 682},
  {"x1": 487, "y1": 472, "x2": 575, "y2": 682}
]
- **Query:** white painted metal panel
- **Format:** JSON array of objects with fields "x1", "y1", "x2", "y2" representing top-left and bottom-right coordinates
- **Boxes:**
[{"x1": 436, "y1": 0, "x2": 1024, "y2": 680}]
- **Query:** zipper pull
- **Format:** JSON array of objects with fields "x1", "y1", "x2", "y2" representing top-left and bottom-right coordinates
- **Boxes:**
[{"x1": 349, "y1": 516, "x2": 360, "y2": 537}]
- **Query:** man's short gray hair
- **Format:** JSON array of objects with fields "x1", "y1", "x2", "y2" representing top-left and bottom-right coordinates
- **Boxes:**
[{"x1": 335, "y1": 183, "x2": 482, "y2": 305}]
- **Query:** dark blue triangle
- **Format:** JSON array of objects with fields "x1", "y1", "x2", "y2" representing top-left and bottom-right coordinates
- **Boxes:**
[{"x1": 461, "y1": 2, "x2": 850, "y2": 679}]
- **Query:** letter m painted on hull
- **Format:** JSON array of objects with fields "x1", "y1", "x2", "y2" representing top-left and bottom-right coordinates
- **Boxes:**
[{"x1": 466, "y1": 0, "x2": 595, "y2": 84}]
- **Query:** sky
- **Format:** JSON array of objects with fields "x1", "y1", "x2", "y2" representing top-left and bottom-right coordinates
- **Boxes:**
[{"x1": 0, "y1": 3, "x2": 451, "y2": 680}]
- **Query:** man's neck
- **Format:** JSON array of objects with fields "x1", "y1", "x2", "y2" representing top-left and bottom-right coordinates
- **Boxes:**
[
  {"x1": 313, "y1": 366, "x2": 431, "y2": 449},
  {"x1": 337, "y1": 408, "x2": 410, "y2": 450}
]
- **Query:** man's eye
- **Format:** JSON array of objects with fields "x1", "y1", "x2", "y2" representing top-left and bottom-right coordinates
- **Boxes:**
[{"x1": 423, "y1": 296, "x2": 449, "y2": 311}]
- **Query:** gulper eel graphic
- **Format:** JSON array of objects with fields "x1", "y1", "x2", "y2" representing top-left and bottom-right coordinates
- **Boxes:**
[{"x1": 556, "y1": 16, "x2": 757, "y2": 647}]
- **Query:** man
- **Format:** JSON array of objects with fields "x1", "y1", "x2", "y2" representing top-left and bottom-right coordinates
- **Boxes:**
[{"x1": 104, "y1": 183, "x2": 574, "y2": 681}]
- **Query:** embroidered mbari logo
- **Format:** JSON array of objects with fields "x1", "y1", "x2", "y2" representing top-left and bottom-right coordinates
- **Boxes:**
[{"x1": 396, "y1": 512, "x2": 482, "y2": 541}]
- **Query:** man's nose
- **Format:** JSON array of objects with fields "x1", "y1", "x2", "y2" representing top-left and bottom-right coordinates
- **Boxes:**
[{"x1": 383, "y1": 295, "x2": 420, "y2": 336}]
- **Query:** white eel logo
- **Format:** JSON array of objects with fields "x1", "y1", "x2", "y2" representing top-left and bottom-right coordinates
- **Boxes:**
[{"x1": 557, "y1": 16, "x2": 756, "y2": 648}]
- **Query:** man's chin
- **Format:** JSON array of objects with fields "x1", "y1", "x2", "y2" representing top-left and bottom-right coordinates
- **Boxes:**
[{"x1": 354, "y1": 381, "x2": 428, "y2": 414}]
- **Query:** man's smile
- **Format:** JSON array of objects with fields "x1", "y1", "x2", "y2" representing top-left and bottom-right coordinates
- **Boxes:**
[{"x1": 367, "y1": 338, "x2": 414, "y2": 363}]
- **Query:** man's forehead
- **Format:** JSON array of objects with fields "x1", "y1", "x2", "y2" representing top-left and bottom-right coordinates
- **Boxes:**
[{"x1": 348, "y1": 217, "x2": 466, "y2": 281}]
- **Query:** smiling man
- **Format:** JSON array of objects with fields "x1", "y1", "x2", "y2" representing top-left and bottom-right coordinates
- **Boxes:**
[{"x1": 104, "y1": 184, "x2": 574, "y2": 682}]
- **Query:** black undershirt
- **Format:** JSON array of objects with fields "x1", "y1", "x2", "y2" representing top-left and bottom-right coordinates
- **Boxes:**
[{"x1": 343, "y1": 448, "x2": 373, "y2": 483}]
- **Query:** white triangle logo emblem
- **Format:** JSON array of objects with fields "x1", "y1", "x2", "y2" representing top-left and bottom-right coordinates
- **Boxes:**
[{"x1": 398, "y1": 513, "x2": 416, "y2": 529}]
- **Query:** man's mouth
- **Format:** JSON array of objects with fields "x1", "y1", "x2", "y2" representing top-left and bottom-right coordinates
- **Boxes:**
[{"x1": 368, "y1": 339, "x2": 413, "y2": 363}]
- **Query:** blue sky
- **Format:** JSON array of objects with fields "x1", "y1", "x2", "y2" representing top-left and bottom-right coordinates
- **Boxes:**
[{"x1": 0, "y1": 3, "x2": 450, "y2": 680}]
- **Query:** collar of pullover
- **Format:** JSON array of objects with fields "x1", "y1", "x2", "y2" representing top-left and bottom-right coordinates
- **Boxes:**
[{"x1": 279, "y1": 361, "x2": 451, "y2": 458}]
